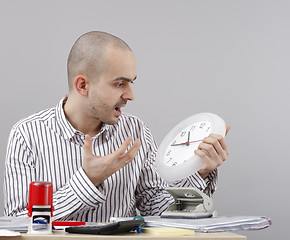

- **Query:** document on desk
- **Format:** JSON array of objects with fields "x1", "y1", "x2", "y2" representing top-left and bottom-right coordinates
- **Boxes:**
[
  {"x1": 0, "y1": 216, "x2": 29, "y2": 232},
  {"x1": 0, "y1": 229, "x2": 21, "y2": 236},
  {"x1": 110, "y1": 216, "x2": 271, "y2": 232}
]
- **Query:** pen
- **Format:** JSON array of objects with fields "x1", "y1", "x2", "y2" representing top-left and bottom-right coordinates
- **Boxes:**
[{"x1": 52, "y1": 221, "x2": 86, "y2": 226}]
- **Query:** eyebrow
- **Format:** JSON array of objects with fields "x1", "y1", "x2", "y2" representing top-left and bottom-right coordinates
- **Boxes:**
[{"x1": 113, "y1": 76, "x2": 137, "y2": 83}]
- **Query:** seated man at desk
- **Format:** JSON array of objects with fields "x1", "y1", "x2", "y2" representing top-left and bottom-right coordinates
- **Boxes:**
[{"x1": 4, "y1": 31, "x2": 229, "y2": 222}]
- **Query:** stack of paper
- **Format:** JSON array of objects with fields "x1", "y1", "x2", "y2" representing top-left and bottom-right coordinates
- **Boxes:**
[
  {"x1": 0, "y1": 216, "x2": 29, "y2": 232},
  {"x1": 144, "y1": 216, "x2": 271, "y2": 232},
  {"x1": 110, "y1": 216, "x2": 271, "y2": 233},
  {"x1": 0, "y1": 230, "x2": 21, "y2": 236}
]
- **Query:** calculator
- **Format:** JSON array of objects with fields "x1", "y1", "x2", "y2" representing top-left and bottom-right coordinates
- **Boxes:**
[{"x1": 65, "y1": 219, "x2": 144, "y2": 235}]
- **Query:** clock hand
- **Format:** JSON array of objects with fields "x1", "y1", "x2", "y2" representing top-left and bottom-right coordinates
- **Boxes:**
[
  {"x1": 186, "y1": 132, "x2": 190, "y2": 146},
  {"x1": 170, "y1": 139, "x2": 203, "y2": 146}
]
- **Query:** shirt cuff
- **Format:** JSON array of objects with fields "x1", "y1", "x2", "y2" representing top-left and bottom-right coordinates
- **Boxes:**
[
  {"x1": 69, "y1": 167, "x2": 106, "y2": 207},
  {"x1": 203, "y1": 169, "x2": 218, "y2": 186},
  {"x1": 186, "y1": 172, "x2": 207, "y2": 191}
]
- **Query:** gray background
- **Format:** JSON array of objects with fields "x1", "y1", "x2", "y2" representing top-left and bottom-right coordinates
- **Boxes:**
[{"x1": 0, "y1": 0, "x2": 289, "y2": 239}]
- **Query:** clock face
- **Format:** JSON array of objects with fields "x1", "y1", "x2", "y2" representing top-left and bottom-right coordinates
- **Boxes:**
[
  {"x1": 155, "y1": 113, "x2": 226, "y2": 184},
  {"x1": 163, "y1": 120, "x2": 212, "y2": 167}
]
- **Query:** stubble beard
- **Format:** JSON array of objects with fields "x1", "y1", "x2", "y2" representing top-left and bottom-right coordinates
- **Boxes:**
[{"x1": 87, "y1": 100, "x2": 122, "y2": 126}]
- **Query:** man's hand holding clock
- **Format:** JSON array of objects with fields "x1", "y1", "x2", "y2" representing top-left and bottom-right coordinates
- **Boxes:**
[
  {"x1": 196, "y1": 125, "x2": 230, "y2": 179},
  {"x1": 156, "y1": 113, "x2": 230, "y2": 184}
]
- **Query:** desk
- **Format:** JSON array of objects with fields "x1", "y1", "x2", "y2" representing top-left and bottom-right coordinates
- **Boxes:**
[{"x1": 2, "y1": 230, "x2": 247, "y2": 240}]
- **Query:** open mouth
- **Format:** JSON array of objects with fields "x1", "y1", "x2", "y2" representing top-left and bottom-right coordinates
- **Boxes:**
[
  {"x1": 114, "y1": 102, "x2": 126, "y2": 116},
  {"x1": 114, "y1": 106, "x2": 122, "y2": 115}
]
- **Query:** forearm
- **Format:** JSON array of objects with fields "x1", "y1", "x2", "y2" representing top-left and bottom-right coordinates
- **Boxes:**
[
  {"x1": 135, "y1": 161, "x2": 174, "y2": 216},
  {"x1": 52, "y1": 167, "x2": 106, "y2": 220},
  {"x1": 135, "y1": 154, "x2": 175, "y2": 216},
  {"x1": 136, "y1": 188, "x2": 174, "y2": 216},
  {"x1": 4, "y1": 165, "x2": 106, "y2": 220}
]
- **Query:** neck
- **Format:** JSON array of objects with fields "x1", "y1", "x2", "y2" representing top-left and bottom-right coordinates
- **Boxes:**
[{"x1": 63, "y1": 95, "x2": 102, "y2": 137}]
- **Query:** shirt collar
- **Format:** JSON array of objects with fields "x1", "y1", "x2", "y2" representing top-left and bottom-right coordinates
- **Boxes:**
[
  {"x1": 55, "y1": 97, "x2": 112, "y2": 140},
  {"x1": 55, "y1": 97, "x2": 77, "y2": 140}
]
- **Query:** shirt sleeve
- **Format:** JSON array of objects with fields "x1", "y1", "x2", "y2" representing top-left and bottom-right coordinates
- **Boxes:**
[
  {"x1": 4, "y1": 127, "x2": 106, "y2": 220},
  {"x1": 170, "y1": 169, "x2": 218, "y2": 197}
]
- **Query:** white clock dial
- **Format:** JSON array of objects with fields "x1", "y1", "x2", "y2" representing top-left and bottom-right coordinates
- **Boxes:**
[
  {"x1": 163, "y1": 120, "x2": 212, "y2": 167},
  {"x1": 156, "y1": 113, "x2": 226, "y2": 184}
]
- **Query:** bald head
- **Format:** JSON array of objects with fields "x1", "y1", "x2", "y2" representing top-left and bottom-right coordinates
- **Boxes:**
[{"x1": 67, "y1": 31, "x2": 132, "y2": 91}]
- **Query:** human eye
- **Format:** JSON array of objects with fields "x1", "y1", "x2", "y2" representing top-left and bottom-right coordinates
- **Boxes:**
[{"x1": 116, "y1": 82, "x2": 125, "y2": 88}]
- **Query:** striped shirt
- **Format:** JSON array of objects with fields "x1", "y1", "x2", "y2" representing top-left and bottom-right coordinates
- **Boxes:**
[{"x1": 4, "y1": 98, "x2": 217, "y2": 222}]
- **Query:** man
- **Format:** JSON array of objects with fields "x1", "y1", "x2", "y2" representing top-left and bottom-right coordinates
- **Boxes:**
[{"x1": 4, "y1": 31, "x2": 229, "y2": 222}]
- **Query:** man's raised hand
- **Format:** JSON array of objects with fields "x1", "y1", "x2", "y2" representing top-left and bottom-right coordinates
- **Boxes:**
[{"x1": 82, "y1": 134, "x2": 141, "y2": 186}]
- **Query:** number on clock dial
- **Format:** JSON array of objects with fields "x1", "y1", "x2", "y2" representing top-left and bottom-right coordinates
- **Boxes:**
[{"x1": 163, "y1": 121, "x2": 212, "y2": 167}]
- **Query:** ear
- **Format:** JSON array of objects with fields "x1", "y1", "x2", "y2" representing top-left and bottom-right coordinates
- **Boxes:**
[{"x1": 73, "y1": 75, "x2": 89, "y2": 96}]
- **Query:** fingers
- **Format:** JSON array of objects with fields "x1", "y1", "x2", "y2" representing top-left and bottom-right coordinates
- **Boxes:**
[
  {"x1": 216, "y1": 134, "x2": 230, "y2": 156},
  {"x1": 119, "y1": 138, "x2": 141, "y2": 164},
  {"x1": 226, "y1": 124, "x2": 231, "y2": 136},
  {"x1": 195, "y1": 134, "x2": 229, "y2": 179},
  {"x1": 123, "y1": 138, "x2": 141, "y2": 162},
  {"x1": 195, "y1": 148, "x2": 218, "y2": 168},
  {"x1": 113, "y1": 137, "x2": 141, "y2": 164},
  {"x1": 116, "y1": 136, "x2": 133, "y2": 154},
  {"x1": 200, "y1": 135, "x2": 228, "y2": 161}
]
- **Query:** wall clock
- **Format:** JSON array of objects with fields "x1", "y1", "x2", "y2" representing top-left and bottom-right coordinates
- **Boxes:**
[{"x1": 156, "y1": 113, "x2": 226, "y2": 183}]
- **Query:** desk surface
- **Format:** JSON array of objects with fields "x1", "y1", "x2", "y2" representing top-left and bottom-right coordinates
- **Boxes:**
[{"x1": 4, "y1": 230, "x2": 247, "y2": 240}]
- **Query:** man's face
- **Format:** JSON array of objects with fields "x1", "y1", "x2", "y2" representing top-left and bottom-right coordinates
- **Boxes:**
[{"x1": 86, "y1": 47, "x2": 137, "y2": 125}]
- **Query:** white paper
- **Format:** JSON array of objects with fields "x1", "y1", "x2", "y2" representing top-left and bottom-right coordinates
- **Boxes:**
[
  {"x1": 110, "y1": 215, "x2": 271, "y2": 232},
  {"x1": 0, "y1": 229, "x2": 21, "y2": 236}
]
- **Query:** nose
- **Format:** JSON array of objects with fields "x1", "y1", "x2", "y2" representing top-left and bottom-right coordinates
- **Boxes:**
[{"x1": 122, "y1": 84, "x2": 135, "y2": 101}]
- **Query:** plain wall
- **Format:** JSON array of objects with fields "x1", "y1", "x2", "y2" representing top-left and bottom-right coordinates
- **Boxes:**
[{"x1": 0, "y1": 0, "x2": 289, "y2": 239}]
